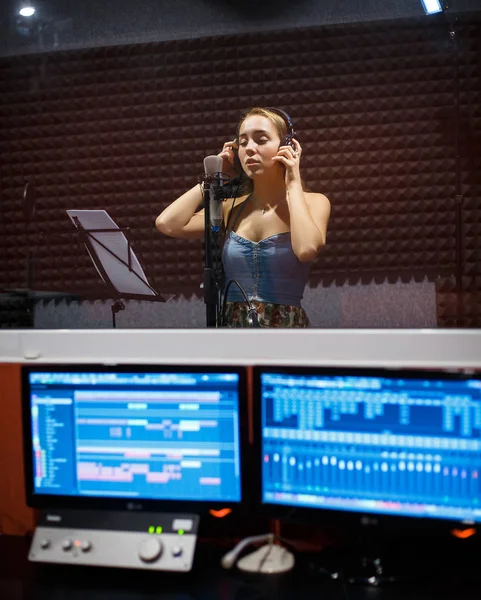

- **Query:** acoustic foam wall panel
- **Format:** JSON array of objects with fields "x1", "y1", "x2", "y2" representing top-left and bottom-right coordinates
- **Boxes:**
[{"x1": 0, "y1": 18, "x2": 480, "y2": 324}]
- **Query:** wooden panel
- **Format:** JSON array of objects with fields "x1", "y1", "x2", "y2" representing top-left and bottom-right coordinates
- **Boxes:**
[{"x1": 0, "y1": 364, "x2": 35, "y2": 535}]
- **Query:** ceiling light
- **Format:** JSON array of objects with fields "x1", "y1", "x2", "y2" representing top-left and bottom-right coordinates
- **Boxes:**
[
  {"x1": 19, "y1": 6, "x2": 36, "y2": 17},
  {"x1": 420, "y1": 0, "x2": 443, "y2": 15}
]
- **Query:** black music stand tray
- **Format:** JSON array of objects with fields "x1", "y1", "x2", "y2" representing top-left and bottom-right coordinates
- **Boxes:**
[{"x1": 67, "y1": 210, "x2": 170, "y2": 328}]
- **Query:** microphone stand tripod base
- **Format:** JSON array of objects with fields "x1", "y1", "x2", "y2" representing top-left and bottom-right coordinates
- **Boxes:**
[{"x1": 236, "y1": 544, "x2": 295, "y2": 574}]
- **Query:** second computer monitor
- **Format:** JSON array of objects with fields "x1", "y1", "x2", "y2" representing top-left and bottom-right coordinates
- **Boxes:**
[{"x1": 254, "y1": 366, "x2": 481, "y2": 526}]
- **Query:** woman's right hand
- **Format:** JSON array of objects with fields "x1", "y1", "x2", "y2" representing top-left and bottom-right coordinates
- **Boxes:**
[{"x1": 218, "y1": 139, "x2": 239, "y2": 178}]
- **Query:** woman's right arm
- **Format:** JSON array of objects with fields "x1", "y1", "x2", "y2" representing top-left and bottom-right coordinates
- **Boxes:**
[
  {"x1": 155, "y1": 140, "x2": 238, "y2": 240},
  {"x1": 155, "y1": 184, "x2": 205, "y2": 240}
]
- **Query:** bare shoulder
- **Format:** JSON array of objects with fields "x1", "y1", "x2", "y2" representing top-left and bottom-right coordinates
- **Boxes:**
[
  {"x1": 305, "y1": 192, "x2": 330, "y2": 208},
  {"x1": 305, "y1": 193, "x2": 331, "y2": 233}
]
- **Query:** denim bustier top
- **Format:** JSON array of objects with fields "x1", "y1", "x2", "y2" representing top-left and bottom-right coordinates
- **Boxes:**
[{"x1": 222, "y1": 227, "x2": 311, "y2": 307}]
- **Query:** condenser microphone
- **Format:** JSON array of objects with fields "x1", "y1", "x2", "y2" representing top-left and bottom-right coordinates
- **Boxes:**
[{"x1": 203, "y1": 155, "x2": 223, "y2": 230}]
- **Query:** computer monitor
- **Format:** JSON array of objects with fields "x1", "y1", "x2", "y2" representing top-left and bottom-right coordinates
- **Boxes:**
[
  {"x1": 254, "y1": 366, "x2": 481, "y2": 530},
  {"x1": 22, "y1": 364, "x2": 248, "y2": 513}
]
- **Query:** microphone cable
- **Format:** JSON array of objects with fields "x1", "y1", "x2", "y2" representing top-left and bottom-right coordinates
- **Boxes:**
[
  {"x1": 197, "y1": 169, "x2": 255, "y2": 328},
  {"x1": 220, "y1": 278, "x2": 260, "y2": 328}
]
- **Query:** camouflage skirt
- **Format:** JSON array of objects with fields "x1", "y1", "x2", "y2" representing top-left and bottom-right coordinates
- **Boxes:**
[{"x1": 223, "y1": 301, "x2": 310, "y2": 328}]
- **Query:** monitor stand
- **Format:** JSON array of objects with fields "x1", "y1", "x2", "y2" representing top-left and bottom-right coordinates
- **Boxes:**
[
  {"x1": 29, "y1": 509, "x2": 199, "y2": 572},
  {"x1": 311, "y1": 523, "x2": 481, "y2": 587},
  {"x1": 318, "y1": 549, "x2": 399, "y2": 586},
  {"x1": 309, "y1": 525, "x2": 401, "y2": 586}
]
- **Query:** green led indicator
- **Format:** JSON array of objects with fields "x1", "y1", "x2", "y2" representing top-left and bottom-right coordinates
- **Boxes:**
[
  {"x1": 156, "y1": 526, "x2": 163, "y2": 534},
  {"x1": 178, "y1": 529, "x2": 184, "y2": 536},
  {"x1": 148, "y1": 526, "x2": 155, "y2": 534}
]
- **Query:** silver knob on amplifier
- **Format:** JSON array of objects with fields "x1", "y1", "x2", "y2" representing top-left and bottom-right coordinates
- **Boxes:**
[{"x1": 138, "y1": 538, "x2": 163, "y2": 563}]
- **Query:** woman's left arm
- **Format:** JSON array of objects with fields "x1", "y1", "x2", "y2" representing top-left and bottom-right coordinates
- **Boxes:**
[{"x1": 273, "y1": 140, "x2": 331, "y2": 262}]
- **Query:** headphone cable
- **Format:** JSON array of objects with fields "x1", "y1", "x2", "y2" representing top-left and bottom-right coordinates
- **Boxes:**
[{"x1": 219, "y1": 279, "x2": 260, "y2": 328}]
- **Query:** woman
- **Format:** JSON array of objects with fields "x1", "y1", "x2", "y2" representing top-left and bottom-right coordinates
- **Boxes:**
[{"x1": 155, "y1": 107, "x2": 331, "y2": 327}]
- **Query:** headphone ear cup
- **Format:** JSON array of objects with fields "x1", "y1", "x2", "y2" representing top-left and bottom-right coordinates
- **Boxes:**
[
  {"x1": 283, "y1": 134, "x2": 296, "y2": 151},
  {"x1": 265, "y1": 107, "x2": 296, "y2": 150}
]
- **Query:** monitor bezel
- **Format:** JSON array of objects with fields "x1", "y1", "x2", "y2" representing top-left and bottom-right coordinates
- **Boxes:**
[
  {"x1": 252, "y1": 364, "x2": 481, "y2": 532},
  {"x1": 22, "y1": 363, "x2": 250, "y2": 515}
]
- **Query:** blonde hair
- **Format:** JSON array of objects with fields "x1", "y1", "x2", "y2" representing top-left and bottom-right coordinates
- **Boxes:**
[
  {"x1": 236, "y1": 107, "x2": 287, "y2": 144},
  {"x1": 234, "y1": 107, "x2": 308, "y2": 194}
]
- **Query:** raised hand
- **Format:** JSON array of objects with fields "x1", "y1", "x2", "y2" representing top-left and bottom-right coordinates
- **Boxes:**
[
  {"x1": 217, "y1": 139, "x2": 239, "y2": 178},
  {"x1": 271, "y1": 138, "x2": 302, "y2": 188}
]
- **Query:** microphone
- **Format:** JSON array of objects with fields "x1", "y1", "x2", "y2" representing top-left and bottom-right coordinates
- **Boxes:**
[
  {"x1": 221, "y1": 534, "x2": 274, "y2": 570},
  {"x1": 203, "y1": 155, "x2": 224, "y2": 230}
]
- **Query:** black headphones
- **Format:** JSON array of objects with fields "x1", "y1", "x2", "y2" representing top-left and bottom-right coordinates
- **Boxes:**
[
  {"x1": 235, "y1": 107, "x2": 296, "y2": 151},
  {"x1": 263, "y1": 107, "x2": 297, "y2": 150}
]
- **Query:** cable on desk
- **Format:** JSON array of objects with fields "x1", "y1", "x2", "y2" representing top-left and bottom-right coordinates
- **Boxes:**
[{"x1": 0, "y1": 512, "x2": 32, "y2": 539}]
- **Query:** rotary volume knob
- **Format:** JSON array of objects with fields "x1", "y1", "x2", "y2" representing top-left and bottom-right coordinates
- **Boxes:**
[{"x1": 138, "y1": 537, "x2": 163, "y2": 563}]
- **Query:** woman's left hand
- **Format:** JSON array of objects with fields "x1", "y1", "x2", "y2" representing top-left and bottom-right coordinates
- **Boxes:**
[{"x1": 271, "y1": 138, "x2": 302, "y2": 187}]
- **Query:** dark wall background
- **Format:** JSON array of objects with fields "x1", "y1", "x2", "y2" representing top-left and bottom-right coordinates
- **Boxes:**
[
  {"x1": 1, "y1": 0, "x2": 480, "y2": 59},
  {"x1": 0, "y1": 11, "x2": 480, "y2": 326}
]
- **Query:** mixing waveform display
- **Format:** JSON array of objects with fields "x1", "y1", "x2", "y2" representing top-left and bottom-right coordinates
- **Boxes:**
[
  {"x1": 29, "y1": 371, "x2": 242, "y2": 502},
  {"x1": 260, "y1": 372, "x2": 481, "y2": 522}
]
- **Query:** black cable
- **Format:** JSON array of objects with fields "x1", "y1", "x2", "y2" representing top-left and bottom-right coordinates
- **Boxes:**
[
  {"x1": 256, "y1": 542, "x2": 275, "y2": 573},
  {"x1": 275, "y1": 534, "x2": 351, "y2": 600},
  {"x1": 198, "y1": 170, "x2": 254, "y2": 327},
  {"x1": 225, "y1": 195, "x2": 239, "y2": 233},
  {"x1": 220, "y1": 278, "x2": 260, "y2": 328},
  {"x1": 0, "y1": 512, "x2": 32, "y2": 537}
]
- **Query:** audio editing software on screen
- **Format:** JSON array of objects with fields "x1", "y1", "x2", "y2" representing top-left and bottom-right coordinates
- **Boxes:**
[
  {"x1": 29, "y1": 371, "x2": 242, "y2": 502},
  {"x1": 260, "y1": 372, "x2": 481, "y2": 521}
]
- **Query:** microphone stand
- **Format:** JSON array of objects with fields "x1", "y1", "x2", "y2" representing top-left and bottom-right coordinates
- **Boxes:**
[
  {"x1": 202, "y1": 172, "x2": 223, "y2": 328},
  {"x1": 202, "y1": 168, "x2": 257, "y2": 328}
]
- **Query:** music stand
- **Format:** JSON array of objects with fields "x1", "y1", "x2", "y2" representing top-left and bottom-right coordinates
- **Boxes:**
[{"x1": 67, "y1": 210, "x2": 170, "y2": 328}]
